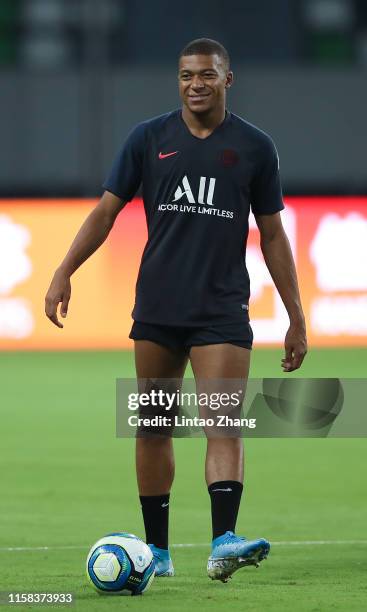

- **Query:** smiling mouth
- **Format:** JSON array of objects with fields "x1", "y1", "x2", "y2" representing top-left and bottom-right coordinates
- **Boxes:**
[{"x1": 188, "y1": 94, "x2": 210, "y2": 101}]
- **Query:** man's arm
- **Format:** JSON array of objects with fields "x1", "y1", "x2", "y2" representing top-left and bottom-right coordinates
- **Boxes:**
[
  {"x1": 255, "y1": 211, "x2": 308, "y2": 372},
  {"x1": 45, "y1": 191, "x2": 126, "y2": 328}
]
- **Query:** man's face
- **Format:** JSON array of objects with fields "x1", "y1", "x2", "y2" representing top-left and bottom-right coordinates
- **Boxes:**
[{"x1": 178, "y1": 54, "x2": 233, "y2": 114}]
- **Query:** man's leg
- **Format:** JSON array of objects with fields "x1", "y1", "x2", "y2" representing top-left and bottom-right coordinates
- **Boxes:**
[
  {"x1": 134, "y1": 340, "x2": 188, "y2": 574},
  {"x1": 189, "y1": 343, "x2": 249, "y2": 531},
  {"x1": 189, "y1": 343, "x2": 270, "y2": 581}
]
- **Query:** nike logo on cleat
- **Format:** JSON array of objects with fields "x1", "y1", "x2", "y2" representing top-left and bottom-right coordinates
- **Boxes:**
[
  {"x1": 161, "y1": 502, "x2": 169, "y2": 508},
  {"x1": 159, "y1": 151, "x2": 178, "y2": 159}
]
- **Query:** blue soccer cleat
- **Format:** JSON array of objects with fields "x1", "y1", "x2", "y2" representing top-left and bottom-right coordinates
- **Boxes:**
[
  {"x1": 148, "y1": 544, "x2": 175, "y2": 577},
  {"x1": 207, "y1": 531, "x2": 270, "y2": 582}
]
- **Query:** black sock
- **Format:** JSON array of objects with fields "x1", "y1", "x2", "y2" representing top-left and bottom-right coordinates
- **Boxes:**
[
  {"x1": 208, "y1": 480, "x2": 243, "y2": 540},
  {"x1": 139, "y1": 494, "x2": 170, "y2": 549}
]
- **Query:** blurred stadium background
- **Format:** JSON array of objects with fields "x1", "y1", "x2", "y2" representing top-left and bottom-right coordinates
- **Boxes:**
[
  {"x1": 0, "y1": 1, "x2": 366, "y2": 610},
  {"x1": 0, "y1": 0, "x2": 367, "y2": 350}
]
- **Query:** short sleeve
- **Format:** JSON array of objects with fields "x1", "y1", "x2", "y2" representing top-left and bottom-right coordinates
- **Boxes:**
[
  {"x1": 250, "y1": 137, "x2": 285, "y2": 215},
  {"x1": 102, "y1": 123, "x2": 146, "y2": 201}
]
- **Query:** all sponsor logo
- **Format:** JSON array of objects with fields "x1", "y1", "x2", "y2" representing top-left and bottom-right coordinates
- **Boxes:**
[{"x1": 157, "y1": 175, "x2": 234, "y2": 219}]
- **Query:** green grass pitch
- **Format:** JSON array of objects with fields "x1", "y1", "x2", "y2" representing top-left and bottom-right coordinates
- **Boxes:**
[{"x1": 1, "y1": 348, "x2": 366, "y2": 611}]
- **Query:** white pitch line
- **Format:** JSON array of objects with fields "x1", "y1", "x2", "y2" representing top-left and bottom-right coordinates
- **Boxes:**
[
  {"x1": 174, "y1": 540, "x2": 367, "y2": 547},
  {"x1": 1, "y1": 540, "x2": 367, "y2": 552}
]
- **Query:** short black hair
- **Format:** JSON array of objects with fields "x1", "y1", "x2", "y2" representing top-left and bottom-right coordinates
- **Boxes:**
[{"x1": 179, "y1": 38, "x2": 230, "y2": 71}]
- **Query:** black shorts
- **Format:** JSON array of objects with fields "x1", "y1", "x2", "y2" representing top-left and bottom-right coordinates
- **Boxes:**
[{"x1": 129, "y1": 320, "x2": 253, "y2": 353}]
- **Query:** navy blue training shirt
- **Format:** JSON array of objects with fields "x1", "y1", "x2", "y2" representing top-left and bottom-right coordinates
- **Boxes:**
[{"x1": 103, "y1": 109, "x2": 284, "y2": 326}]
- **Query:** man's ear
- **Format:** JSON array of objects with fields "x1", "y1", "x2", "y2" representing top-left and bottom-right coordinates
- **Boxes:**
[{"x1": 225, "y1": 71, "x2": 234, "y2": 89}]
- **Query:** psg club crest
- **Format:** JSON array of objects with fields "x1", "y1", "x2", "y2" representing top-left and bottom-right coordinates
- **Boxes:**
[{"x1": 220, "y1": 149, "x2": 239, "y2": 167}]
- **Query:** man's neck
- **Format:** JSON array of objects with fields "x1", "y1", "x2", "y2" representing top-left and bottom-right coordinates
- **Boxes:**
[{"x1": 181, "y1": 105, "x2": 226, "y2": 139}]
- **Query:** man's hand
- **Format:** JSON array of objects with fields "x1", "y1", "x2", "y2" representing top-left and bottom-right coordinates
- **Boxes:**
[
  {"x1": 255, "y1": 213, "x2": 308, "y2": 373},
  {"x1": 281, "y1": 322, "x2": 308, "y2": 372},
  {"x1": 43, "y1": 192, "x2": 125, "y2": 329},
  {"x1": 45, "y1": 269, "x2": 71, "y2": 328}
]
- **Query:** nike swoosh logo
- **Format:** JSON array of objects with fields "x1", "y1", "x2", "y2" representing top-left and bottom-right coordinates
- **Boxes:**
[
  {"x1": 159, "y1": 151, "x2": 178, "y2": 159},
  {"x1": 161, "y1": 502, "x2": 169, "y2": 508},
  {"x1": 212, "y1": 488, "x2": 232, "y2": 492}
]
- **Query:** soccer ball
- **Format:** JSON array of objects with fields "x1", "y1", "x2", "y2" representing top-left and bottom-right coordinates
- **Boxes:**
[{"x1": 86, "y1": 533, "x2": 155, "y2": 596}]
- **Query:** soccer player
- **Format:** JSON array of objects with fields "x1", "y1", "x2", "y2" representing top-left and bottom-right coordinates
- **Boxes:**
[{"x1": 45, "y1": 38, "x2": 307, "y2": 582}]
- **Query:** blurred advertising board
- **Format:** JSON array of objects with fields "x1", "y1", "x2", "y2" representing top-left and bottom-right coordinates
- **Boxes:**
[{"x1": 0, "y1": 197, "x2": 366, "y2": 350}]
